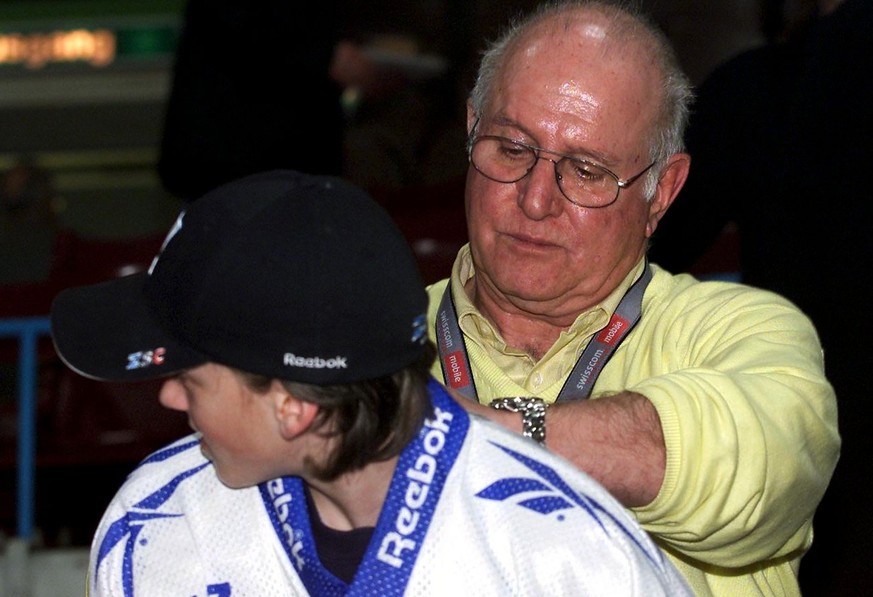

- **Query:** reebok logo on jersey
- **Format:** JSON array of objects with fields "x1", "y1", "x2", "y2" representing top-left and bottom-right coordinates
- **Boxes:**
[
  {"x1": 377, "y1": 406, "x2": 454, "y2": 569},
  {"x1": 283, "y1": 353, "x2": 348, "y2": 370},
  {"x1": 266, "y1": 478, "x2": 306, "y2": 571}
]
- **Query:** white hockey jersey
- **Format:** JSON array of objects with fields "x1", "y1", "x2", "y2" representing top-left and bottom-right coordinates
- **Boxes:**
[{"x1": 89, "y1": 380, "x2": 692, "y2": 596}]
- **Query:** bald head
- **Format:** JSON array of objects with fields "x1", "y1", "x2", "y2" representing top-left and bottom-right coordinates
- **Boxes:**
[{"x1": 469, "y1": 1, "x2": 692, "y2": 170}]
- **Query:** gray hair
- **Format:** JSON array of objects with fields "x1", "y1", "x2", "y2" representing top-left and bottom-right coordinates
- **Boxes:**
[{"x1": 469, "y1": 1, "x2": 693, "y2": 200}]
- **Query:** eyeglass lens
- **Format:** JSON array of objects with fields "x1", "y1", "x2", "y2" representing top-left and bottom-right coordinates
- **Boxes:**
[{"x1": 471, "y1": 137, "x2": 618, "y2": 207}]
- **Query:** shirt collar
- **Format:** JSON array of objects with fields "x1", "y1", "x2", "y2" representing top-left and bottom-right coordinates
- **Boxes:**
[{"x1": 450, "y1": 244, "x2": 646, "y2": 344}]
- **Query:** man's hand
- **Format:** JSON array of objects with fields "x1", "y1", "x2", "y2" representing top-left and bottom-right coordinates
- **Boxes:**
[{"x1": 450, "y1": 388, "x2": 665, "y2": 508}]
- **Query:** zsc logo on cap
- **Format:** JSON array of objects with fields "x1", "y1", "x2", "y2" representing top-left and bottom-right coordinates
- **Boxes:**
[{"x1": 127, "y1": 347, "x2": 166, "y2": 371}]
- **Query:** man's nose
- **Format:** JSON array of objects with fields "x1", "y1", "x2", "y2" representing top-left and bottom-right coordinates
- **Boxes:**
[{"x1": 517, "y1": 156, "x2": 564, "y2": 219}]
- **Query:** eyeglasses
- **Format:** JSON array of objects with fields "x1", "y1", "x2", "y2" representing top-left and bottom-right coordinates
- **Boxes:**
[{"x1": 467, "y1": 134, "x2": 655, "y2": 208}]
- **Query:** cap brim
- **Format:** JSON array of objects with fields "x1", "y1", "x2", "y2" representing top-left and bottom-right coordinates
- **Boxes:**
[{"x1": 51, "y1": 273, "x2": 208, "y2": 382}]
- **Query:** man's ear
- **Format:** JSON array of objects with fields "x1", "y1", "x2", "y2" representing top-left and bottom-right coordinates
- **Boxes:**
[
  {"x1": 271, "y1": 381, "x2": 320, "y2": 441},
  {"x1": 646, "y1": 152, "x2": 691, "y2": 238},
  {"x1": 466, "y1": 100, "x2": 477, "y2": 135}
]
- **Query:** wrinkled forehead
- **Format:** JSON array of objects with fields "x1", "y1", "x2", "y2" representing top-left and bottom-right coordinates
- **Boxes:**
[{"x1": 487, "y1": 13, "x2": 661, "y2": 139}]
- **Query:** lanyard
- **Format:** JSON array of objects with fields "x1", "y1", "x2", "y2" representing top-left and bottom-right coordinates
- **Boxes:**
[
  {"x1": 259, "y1": 380, "x2": 469, "y2": 596},
  {"x1": 435, "y1": 263, "x2": 652, "y2": 402}
]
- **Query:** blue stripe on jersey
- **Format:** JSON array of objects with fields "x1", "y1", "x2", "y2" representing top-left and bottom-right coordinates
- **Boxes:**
[{"x1": 476, "y1": 441, "x2": 666, "y2": 570}]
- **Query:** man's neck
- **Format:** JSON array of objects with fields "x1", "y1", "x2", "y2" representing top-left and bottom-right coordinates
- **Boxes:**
[
  {"x1": 460, "y1": 253, "x2": 647, "y2": 361},
  {"x1": 465, "y1": 276, "x2": 593, "y2": 360},
  {"x1": 305, "y1": 457, "x2": 398, "y2": 531}
]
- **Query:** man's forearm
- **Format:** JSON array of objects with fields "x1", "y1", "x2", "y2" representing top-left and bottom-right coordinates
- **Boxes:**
[
  {"x1": 467, "y1": 391, "x2": 665, "y2": 507},
  {"x1": 549, "y1": 392, "x2": 665, "y2": 506}
]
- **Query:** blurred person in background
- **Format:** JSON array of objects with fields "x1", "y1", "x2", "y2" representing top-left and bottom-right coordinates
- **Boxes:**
[
  {"x1": 0, "y1": 157, "x2": 61, "y2": 284},
  {"x1": 648, "y1": 1, "x2": 872, "y2": 591},
  {"x1": 158, "y1": 0, "x2": 388, "y2": 201}
]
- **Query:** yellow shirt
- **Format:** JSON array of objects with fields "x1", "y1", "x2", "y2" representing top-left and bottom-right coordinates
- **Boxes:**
[{"x1": 427, "y1": 245, "x2": 840, "y2": 597}]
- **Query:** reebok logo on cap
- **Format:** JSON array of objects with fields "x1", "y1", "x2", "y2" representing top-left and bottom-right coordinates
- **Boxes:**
[{"x1": 283, "y1": 353, "x2": 348, "y2": 370}]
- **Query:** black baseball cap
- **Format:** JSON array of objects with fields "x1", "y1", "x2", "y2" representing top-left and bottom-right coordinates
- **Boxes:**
[{"x1": 51, "y1": 170, "x2": 429, "y2": 385}]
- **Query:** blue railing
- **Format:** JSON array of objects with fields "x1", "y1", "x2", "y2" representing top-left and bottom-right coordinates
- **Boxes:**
[{"x1": 0, "y1": 316, "x2": 51, "y2": 541}]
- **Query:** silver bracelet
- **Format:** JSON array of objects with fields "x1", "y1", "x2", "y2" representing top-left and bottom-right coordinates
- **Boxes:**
[{"x1": 490, "y1": 396, "x2": 548, "y2": 445}]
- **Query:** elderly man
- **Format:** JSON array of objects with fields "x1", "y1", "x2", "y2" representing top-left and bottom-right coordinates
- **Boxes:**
[{"x1": 427, "y1": 2, "x2": 839, "y2": 596}]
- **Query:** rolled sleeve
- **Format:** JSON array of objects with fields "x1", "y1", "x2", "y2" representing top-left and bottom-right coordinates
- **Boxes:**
[{"x1": 628, "y1": 285, "x2": 839, "y2": 568}]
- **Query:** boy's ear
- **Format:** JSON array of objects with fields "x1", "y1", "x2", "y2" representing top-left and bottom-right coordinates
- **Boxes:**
[{"x1": 272, "y1": 381, "x2": 320, "y2": 440}]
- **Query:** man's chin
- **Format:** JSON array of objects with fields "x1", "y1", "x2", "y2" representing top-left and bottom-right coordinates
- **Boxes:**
[{"x1": 493, "y1": 273, "x2": 567, "y2": 304}]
